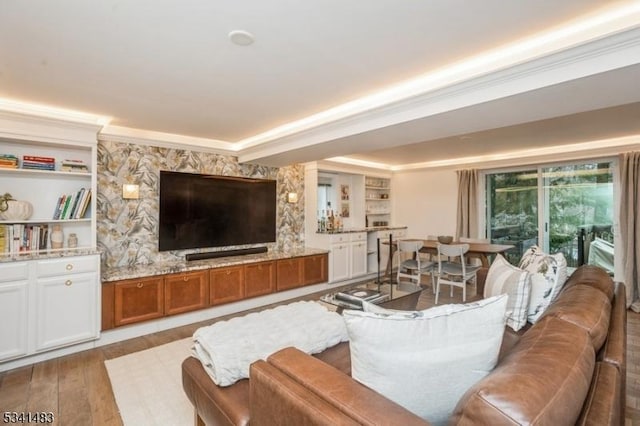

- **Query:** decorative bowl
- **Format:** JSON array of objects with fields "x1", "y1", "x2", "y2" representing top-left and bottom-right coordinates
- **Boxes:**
[
  {"x1": 0, "y1": 200, "x2": 33, "y2": 220},
  {"x1": 437, "y1": 235, "x2": 453, "y2": 244}
]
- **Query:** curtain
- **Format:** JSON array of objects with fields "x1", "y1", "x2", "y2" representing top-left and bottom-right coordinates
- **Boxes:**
[
  {"x1": 620, "y1": 151, "x2": 640, "y2": 309},
  {"x1": 456, "y1": 169, "x2": 478, "y2": 240}
]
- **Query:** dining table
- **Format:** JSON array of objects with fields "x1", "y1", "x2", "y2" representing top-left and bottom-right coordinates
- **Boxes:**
[{"x1": 383, "y1": 238, "x2": 515, "y2": 278}]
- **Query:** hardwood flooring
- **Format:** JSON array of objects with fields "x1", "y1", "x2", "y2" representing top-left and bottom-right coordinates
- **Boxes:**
[{"x1": 1, "y1": 282, "x2": 639, "y2": 425}]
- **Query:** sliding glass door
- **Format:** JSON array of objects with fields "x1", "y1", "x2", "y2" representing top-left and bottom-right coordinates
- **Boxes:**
[
  {"x1": 486, "y1": 161, "x2": 614, "y2": 270},
  {"x1": 486, "y1": 169, "x2": 539, "y2": 265}
]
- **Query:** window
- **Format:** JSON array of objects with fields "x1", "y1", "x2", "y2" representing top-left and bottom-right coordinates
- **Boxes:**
[{"x1": 485, "y1": 161, "x2": 615, "y2": 272}]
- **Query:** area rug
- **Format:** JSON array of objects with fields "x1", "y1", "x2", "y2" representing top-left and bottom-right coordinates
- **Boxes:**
[{"x1": 105, "y1": 337, "x2": 194, "y2": 426}]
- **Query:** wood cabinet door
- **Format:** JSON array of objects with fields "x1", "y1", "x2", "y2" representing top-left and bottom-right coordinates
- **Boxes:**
[
  {"x1": 164, "y1": 270, "x2": 209, "y2": 316},
  {"x1": 303, "y1": 254, "x2": 328, "y2": 285},
  {"x1": 210, "y1": 266, "x2": 244, "y2": 305},
  {"x1": 276, "y1": 258, "x2": 304, "y2": 291},
  {"x1": 245, "y1": 261, "x2": 276, "y2": 298},
  {"x1": 114, "y1": 276, "x2": 164, "y2": 327}
]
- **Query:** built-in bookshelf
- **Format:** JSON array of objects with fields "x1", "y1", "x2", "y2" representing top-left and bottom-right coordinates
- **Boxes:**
[
  {"x1": 365, "y1": 176, "x2": 391, "y2": 227},
  {"x1": 0, "y1": 122, "x2": 98, "y2": 256}
]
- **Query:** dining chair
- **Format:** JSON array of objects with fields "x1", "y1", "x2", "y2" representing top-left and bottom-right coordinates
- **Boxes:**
[
  {"x1": 396, "y1": 240, "x2": 435, "y2": 287},
  {"x1": 435, "y1": 243, "x2": 480, "y2": 304},
  {"x1": 459, "y1": 237, "x2": 490, "y2": 266}
]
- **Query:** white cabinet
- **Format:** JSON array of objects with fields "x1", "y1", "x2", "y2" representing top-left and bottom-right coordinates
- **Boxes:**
[
  {"x1": 329, "y1": 242, "x2": 350, "y2": 282},
  {"x1": 35, "y1": 256, "x2": 99, "y2": 352},
  {"x1": 0, "y1": 254, "x2": 100, "y2": 362},
  {"x1": 350, "y1": 233, "x2": 368, "y2": 277},
  {"x1": 326, "y1": 232, "x2": 369, "y2": 283},
  {"x1": 0, "y1": 262, "x2": 29, "y2": 361}
]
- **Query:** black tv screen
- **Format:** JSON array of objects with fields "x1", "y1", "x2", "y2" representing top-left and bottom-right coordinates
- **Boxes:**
[{"x1": 159, "y1": 171, "x2": 277, "y2": 251}]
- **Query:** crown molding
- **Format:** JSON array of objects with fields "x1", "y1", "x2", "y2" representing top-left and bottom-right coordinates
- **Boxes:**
[
  {"x1": 390, "y1": 134, "x2": 640, "y2": 172},
  {"x1": 239, "y1": 24, "x2": 640, "y2": 166},
  {"x1": 0, "y1": 109, "x2": 102, "y2": 146},
  {"x1": 98, "y1": 125, "x2": 237, "y2": 155}
]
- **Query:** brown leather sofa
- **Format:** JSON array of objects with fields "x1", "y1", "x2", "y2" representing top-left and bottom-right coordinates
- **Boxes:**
[{"x1": 182, "y1": 265, "x2": 626, "y2": 425}]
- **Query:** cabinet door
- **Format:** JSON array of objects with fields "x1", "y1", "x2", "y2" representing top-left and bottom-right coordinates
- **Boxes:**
[
  {"x1": 114, "y1": 276, "x2": 164, "y2": 327},
  {"x1": 245, "y1": 261, "x2": 276, "y2": 298},
  {"x1": 0, "y1": 281, "x2": 29, "y2": 361},
  {"x1": 350, "y1": 241, "x2": 368, "y2": 278},
  {"x1": 35, "y1": 272, "x2": 99, "y2": 352},
  {"x1": 164, "y1": 270, "x2": 209, "y2": 316},
  {"x1": 303, "y1": 254, "x2": 328, "y2": 285},
  {"x1": 330, "y1": 243, "x2": 350, "y2": 282},
  {"x1": 276, "y1": 258, "x2": 304, "y2": 291},
  {"x1": 210, "y1": 266, "x2": 245, "y2": 305}
]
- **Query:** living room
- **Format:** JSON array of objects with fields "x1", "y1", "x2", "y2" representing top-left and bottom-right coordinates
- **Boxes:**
[{"x1": 1, "y1": 1, "x2": 640, "y2": 425}]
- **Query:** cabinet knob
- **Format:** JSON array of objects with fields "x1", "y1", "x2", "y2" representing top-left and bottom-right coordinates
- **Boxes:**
[
  {"x1": 226, "y1": 270, "x2": 231, "y2": 275},
  {"x1": 66, "y1": 264, "x2": 73, "y2": 271},
  {"x1": 137, "y1": 282, "x2": 144, "y2": 288},
  {"x1": 183, "y1": 276, "x2": 189, "y2": 282},
  {"x1": 65, "y1": 280, "x2": 72, "y2": 286}
]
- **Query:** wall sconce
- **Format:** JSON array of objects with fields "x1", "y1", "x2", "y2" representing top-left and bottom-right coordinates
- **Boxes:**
[
  {"x1": 122, "y1": 184, "x2": 140, "y2": 199},
  {"x1": 287, "y1": 192, "x2": 298, "y2": 203}
]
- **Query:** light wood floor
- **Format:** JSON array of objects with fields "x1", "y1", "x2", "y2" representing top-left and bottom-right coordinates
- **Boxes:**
[{"x1": 1, "y1": 282, "x2": 639, "y2": 425}]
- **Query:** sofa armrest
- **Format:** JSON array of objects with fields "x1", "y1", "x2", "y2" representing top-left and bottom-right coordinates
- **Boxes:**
[{"x1": 250, "y1": 347, "x2": 428, "y2": 426}]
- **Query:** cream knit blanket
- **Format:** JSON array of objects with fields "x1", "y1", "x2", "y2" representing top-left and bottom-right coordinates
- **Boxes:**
[{"x1": 192, "y1": 301, "x2": 348, "y2": 386}]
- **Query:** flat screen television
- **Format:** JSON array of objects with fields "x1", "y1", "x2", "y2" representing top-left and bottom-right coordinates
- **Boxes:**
[{"x1": 159, "y1": 171, "x2": 277, "y2": 251}]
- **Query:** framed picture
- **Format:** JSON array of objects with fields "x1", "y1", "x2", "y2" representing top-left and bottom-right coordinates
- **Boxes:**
[
  {"x1": 341, "y1": 184, "x2": 350, "y2": 200},
  {"x1": 341, "y1": 202, "x2": 350, "y2": 218}
]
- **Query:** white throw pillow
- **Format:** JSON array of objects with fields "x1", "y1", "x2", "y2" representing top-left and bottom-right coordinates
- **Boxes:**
[
  {"x1": 518, "y1": 246, "x2": 568, "y2": 323},
  {"x1": 484, "y1": 254, "x2": 531, "y2": 331},
  {"x1": 343, "y1": 294, "x2": 508, "y2": 425}
]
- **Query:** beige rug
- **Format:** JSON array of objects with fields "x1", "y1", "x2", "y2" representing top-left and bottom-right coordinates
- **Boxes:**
[{"x1": 105, "y1": 337, "x2": 194, "y2": 426}]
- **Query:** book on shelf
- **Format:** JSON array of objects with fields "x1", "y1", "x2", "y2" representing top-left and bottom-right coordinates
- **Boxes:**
[
  {"x1": 335, "y1": 288, "x2": 384, "y2": 305},
  {"x1": 60, "y1": 159, "x2": 89, "y2": 173},
  {"x1": 0, "y1": 223, "x2": 50, "y2": 255},
  {"x1": 22, "y1": 162, "x2": 55, "y2": 171},
  {"x1": 59, "y1": 194, "x2": 73, "y2": 219},
  {"x1": 23, "y1": 155, "x2": 55, "y2": 163},
  {"x1": 52, "y1": 188, "x2": 91, "y2": 220},
  {"x1": 0, "y1": 154, "x2": 19, "y2": 169},
  {"x1": 76, "y1": 189, "x2": 91, "y2": 219}
]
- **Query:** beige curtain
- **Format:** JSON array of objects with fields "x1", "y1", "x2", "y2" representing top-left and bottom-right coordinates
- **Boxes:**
[
  {"x1": 456, "y1": 169, "x2": 478, "y2": 240},
  {"x1": 620, "y1": 151, "x2": 640, "y2": 308}
]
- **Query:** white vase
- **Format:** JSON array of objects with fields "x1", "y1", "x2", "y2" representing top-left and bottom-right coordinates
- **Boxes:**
[
  {"x1": 0, "y1": 200, "x2": 33, "y2": 220},
  {"x1": 51, "y1": 224, "x2": 64, "y2": 249}
]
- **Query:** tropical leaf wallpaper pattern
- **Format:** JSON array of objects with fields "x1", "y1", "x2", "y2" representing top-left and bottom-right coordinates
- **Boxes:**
[{"x1": 97, "y1": 140, "x2": 304, "y2": 268}]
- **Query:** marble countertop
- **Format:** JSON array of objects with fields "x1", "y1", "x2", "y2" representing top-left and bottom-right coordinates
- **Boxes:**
[
  {"x1": 101, "y1": 247, "x2": 329, "y2": 282},
  {"x1": 316, "y1": 225, "x2": 407, "y2": 235},
  {"x1": 0, "y1": 248, "x2": 101, "y2": 263}
]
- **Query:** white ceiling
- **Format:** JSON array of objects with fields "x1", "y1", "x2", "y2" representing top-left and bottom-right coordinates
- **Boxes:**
[{"x1": 1, "y1": 0, "x2": 640, "y2": 168}]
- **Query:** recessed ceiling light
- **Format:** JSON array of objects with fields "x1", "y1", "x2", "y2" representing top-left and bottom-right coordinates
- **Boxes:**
[{"x1": 228, "y1": 30, "x2": 255, "y2": 46}]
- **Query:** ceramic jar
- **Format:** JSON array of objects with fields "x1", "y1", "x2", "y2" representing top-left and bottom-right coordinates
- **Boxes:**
[
  {"x1": 67, "y1": 233, "x2": 78, "y2": 249},
  {"x1": 51, "y1": 224, "x2": 64, "y2": 249}
]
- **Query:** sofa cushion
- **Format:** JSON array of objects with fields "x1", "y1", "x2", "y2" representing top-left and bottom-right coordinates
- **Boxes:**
[
  {"x1": 343, "y1": 294, "x2": 507, "y2": 425},
  {"x1": 484, "y1": 254, "x2": 531, "y2": 331},
  {"x1": 452, "y1": 315, "x2": 595, "y2": 425},
  {"x1": 541, "y1": 283, "x2": 612, "y2": 351},
  {"x1": 518, "y1": 246, "x2": 568, "y2": 323},
  {"x1": 562, "y1": 264, "x2": 614, "y2": 301}
]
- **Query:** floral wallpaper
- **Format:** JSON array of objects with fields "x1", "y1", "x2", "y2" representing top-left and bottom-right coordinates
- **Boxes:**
[{"x1": 97, "y1": 140, "x2": 304, "y2": 268}]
